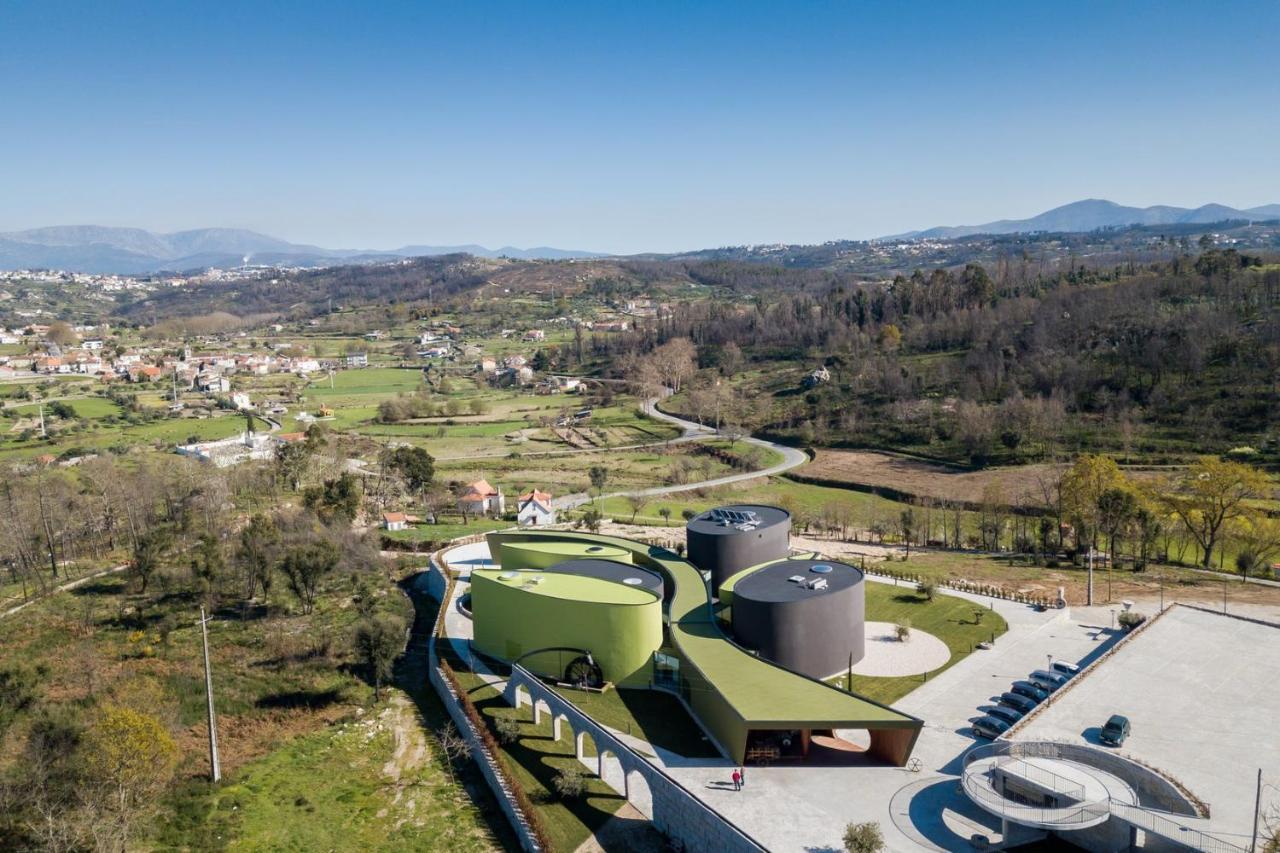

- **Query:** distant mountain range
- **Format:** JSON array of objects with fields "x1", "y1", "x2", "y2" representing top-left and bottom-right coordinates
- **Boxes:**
[
  {"x1": 884, "y1": 199, "x2": 1280, "y2": 240},
  {"x1": 0, "y1": 225, "x2": 602, "y2": 274}
]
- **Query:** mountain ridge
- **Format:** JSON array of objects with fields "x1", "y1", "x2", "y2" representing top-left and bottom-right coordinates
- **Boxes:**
[
  {"x1": 0, "y1": 226, "x2": 603, "y2": 273},
  {"x1": 884, "y1": 198, "x2": 1280, "y2": 240}
]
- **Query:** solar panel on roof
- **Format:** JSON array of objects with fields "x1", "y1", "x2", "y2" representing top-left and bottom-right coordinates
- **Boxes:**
[{"x1": 709, "y1": 508, "x2": 760, "y2": 528}]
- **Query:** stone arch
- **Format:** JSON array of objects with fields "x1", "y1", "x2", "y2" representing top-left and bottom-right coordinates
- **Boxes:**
[
  {"x1": 511, "y1": 682, "x2": 532, "y2": 714},
  {"x1": 552, "y1": 712, "x2": 571, "y2": 743},
  {"x1": 596, "y1": 747, "x2": 630, "y2": 800},
  {"x1": 532, "y1": 697, "x2": 552, "y2": 727},
  {"x1": 575, "y1": 728, "x2": 597, "y2": 761},
  {"x1": 624, "y1": 766, "x2": 654, "y2": 818}
]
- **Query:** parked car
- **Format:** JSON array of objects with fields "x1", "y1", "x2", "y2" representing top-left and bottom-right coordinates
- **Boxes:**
[
  {"x1": 1050, "y1": 660, "x2": 1081, "y2": 677},
  {"x1": 1100, "y1": 714, "x2": 1131, "y2": 746},
  {"x1": 1000, "y1": 692, "x2": 1038, "y2": 714},
  {"x1": 972, "y1": 716, "x2": 1011, "y2": 740},
  {"x1": 1029, "y1": 669, "x2": 1069, "y2": 692},
  {"x1": 1011, "y1": 681, "x2": 1049, "y2": 703},
  {"x1": 986, "y1": 705, "x2": 1023, "y2": 726}
]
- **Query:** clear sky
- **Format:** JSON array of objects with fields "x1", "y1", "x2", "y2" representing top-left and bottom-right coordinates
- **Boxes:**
[{"x1": 2, "y1": 0, "x2": 1277, "y2": 254}]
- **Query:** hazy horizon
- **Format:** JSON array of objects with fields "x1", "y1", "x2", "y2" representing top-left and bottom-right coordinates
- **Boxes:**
[{"x1": 3, "y1": 1, "x2": 1278, "y2": 254}]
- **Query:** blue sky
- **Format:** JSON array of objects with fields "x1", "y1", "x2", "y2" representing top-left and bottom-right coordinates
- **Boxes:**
[{"x1": 2, "y1": 0, "x2": 1277, "y2": 253}]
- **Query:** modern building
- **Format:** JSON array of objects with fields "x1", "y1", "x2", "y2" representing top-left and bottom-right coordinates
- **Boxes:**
[
  {"x1": 470, "y1": 550, "x2": 663, "y2": 688},
  {"x1": 685, "y1": 505, "x2": 791, "y2": 595},
  {"x1": 474, "y1": 525, "x2": 922, "y2": 766},
  {"x1": 719, "y1": 557, "x2": 866, "y2": 680}
]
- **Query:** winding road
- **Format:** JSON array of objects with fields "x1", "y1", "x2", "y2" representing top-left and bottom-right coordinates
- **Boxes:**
[{"x1": 553, "y1": 398, "x2": 808, "y2": 510}]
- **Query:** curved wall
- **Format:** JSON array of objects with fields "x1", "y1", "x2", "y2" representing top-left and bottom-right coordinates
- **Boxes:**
[
  {"x1": 470, "y1": 570, "x2": 661, "y2": 686},
  {"x1": 731, "y1": 561, "x2": 866, "y2": 679},
  {"x1": 494, "y1": 539, "x2": 632, "y2": 571},
  {"x1": 686, "y1": 505, "x2": 791, "y2": 595}
]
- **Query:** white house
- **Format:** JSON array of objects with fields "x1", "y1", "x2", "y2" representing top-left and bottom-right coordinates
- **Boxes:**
[
  {"x1": 346, "y1": 353, "x2": 368, "y2": 368},
  {"x1": 517, "y1": 489, "x2": 556, "y2": 526},
  {"x1": 383, "y1": 512, "x2": 408, "y2": 531},
  {"x1": 231, "y1": 392, "x2": 253, "y2": 410},
  {"x1": 457, "y1": 479, "x2": 505, "y2": 517}
]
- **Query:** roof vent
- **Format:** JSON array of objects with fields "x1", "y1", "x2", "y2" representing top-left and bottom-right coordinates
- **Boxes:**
[
  {"x1": 810, "y1": 564, "x2": 833, "y2": 574},
  {"x1": 787, "y1": 575, "x2": 807, "y2": 584},
  {"x1": 622, "y1": 577, "x2": 643, "y2": 586}
]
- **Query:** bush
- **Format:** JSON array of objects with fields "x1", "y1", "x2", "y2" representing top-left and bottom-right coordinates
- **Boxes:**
[
  {"x1": 494, "y1": 714, "x2": 521, "y2": 745},
  {"x1": 843, "y1": 820, "x2": 885, "y2": 853},
  {"x1": 894, "y1": 622, "x2": 911, "y2": 642},
  {"x1": 1117, "y1": 610, "x2": 1146, "y2": 630},
  {"x1": 553, "y1": 764, "x2": 587, "y2": 800},
  {"x1": 917, "y1": 579, "x2": 936, "y2": 601}
]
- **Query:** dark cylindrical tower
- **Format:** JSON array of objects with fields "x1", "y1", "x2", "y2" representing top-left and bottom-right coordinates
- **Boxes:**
[
  {"x1": 730, "y1": 558, "x2": 865, "y2": 680},
  {"x1": 685, "y1": 505, "x2": 791, "y2": 595}
]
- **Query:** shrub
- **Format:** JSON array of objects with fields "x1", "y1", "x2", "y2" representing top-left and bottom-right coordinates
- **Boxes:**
[
  {"x1": 917, "y1": 579, "x2": 936, "y2": 601},
  {"x1": 553, "y1": 764, "x2": 587, "y2": 800},
  {"x1": 894, "y1": 622, "x2": 911, "y2": 642},
  {"x1": 843, "y1": 820, "x2": 885, "y2": 853},
  {"x1": 494, "y1": 714, "x2": 521, "y2": 745},
  {"x1": 1117, "y1": 610, "x2": 1146, "y2": 630}
]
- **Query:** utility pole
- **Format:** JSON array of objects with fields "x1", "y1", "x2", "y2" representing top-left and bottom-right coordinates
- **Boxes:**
[
  {"x1": 1251, "y1": 768, "x2": 1261, "y2": 852},
  {"x1": 1087, "y1": 548, "x2": 1094, "y2": 606},
  {"x1": 198, "y1": 607, "x2": 221, "y2": 782}
]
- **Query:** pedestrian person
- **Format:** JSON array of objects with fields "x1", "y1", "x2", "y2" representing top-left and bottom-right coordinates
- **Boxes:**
[
  {"x1": 739, "y1": 766, "x2": 746, "y2": 788},
  {"x1": 731, "y1": 769, "x2": 741, "y2": 791}
]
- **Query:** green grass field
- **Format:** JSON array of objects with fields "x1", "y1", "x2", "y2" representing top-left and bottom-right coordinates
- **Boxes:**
[{"x1": 829, "y1": 581, "x2": 1009, "y2": 705}]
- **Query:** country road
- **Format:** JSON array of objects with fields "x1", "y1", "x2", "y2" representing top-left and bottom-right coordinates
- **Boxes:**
[
  {"x1": 0, "y1": 562, "x2": 129, "y2": 622},
  {"x1": 552, "y1": 400, "x2": 808, "y2": 510}
]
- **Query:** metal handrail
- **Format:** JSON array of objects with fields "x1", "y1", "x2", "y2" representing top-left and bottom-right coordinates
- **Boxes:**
[
  {"x1": 998, "y1": 756, "x2": 1087, "y2": 801},
  {"x1": 961, "y1": 771, "x2": 1111, "y2": 827},
  {"x1": 962, "y1": 742, "x2": 1249, "y2": 852}
]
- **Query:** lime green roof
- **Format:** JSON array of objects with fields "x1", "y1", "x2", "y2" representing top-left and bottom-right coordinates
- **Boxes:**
[
  {"x1": 489, "y1": 531, "x2": 917, "y2": 729},
  {"x1": 472, "y1": 568, "x2": 656, "y2": 606},
  {"x1": 499, "y1": 540, "x2": 631, "y2": 563}
]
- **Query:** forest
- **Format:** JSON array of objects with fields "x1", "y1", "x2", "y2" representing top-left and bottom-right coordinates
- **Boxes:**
[{"x1": 607, "y1": 250, "x2": 1280, "y2": 466}]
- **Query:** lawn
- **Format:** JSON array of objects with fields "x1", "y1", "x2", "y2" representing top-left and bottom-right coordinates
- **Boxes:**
[
  {"x1": 455, "y1": 674, "x2": 627, "y2": 853},
  {"x1": 547, "y1": 686, "x2": 721, "y2": 759},
  {"x1": 828, "y1": 581, "x2": 1009, "y2": 706},
  {"x1": 383, "y1": 518, "x2": 512, "y2": 549}
]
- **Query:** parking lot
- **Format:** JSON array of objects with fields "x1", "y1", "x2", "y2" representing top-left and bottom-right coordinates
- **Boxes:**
[{"x1": 1015, "y1": 605, "x2": 1280, "y2": 844}]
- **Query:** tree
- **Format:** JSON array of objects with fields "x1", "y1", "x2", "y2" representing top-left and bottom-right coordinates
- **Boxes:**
[
  {"x1": 189, "y1": 533, "x2": 225, "y2": 605},
  {"x1": 658, "y1": 506, "x2": 672, "y2": 525},
  {"x1": 303, "y1": 472, "x2": 362, "y2": 524},
  {"x1": 1229, "y1": 515, "x2": 1280, "y2": 581},
  {"x1": 1096, "y1": 487, "x2": 1138, "y2": 567},
  {"x1": 625, "y1": 494, "x2": 645, "y2": 524},
  {"x1": 843, "y1": 820, "x2": 885, "y2": 853},
  {"x1": 274, "y1": 440, "x2": 313, "y2": 491},
  {"x1": 1162, "y1": 457, "x2": 1270, "y2": 569},
  {"x1": 130, "y1": 528, "x2": 170, "y2": 594},
  {"x1": 235, "y1": 514, "x2": 279, "y2": 607},
  {"x1": 353, "y1": 613, "x2": 405, "y2": 701},
  {"x1": 385, "y1": 445, "x2": 435, "y2": 502},
  {"x1": 588, "y1": 466, "x2": 608, "y2": 510},
  {"x1": 898, "y1": 508, "x2": 915, "y2": 558},
  {"x1": 1060, "y1": 454, "x2": 1127, "y2": 553},
  {"x1": 81, "y1": 705, "x2": 178, "y2": 851},
  {"x1": 279, "y1": 541, "x2": 339, "y2": 614},
  {"x1": 45, "y1": 321, "x2": 78, "y2": 348}
]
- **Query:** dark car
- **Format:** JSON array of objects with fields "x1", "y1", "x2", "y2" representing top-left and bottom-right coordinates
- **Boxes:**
[
  {"x1": 987, "y1": 705, "x2": 1023, "y2": 726},
  {"x1": 1000, "y1": 692, "x2": 1038, "y2": 714},
  {"x1": 1029, "y1": 669, "x2": 1069, "y2": 692},
  {"x1": 972, "y1": 716, "x2": 1011, "y2": 740},
  {"x1": 1011, "y1": 681, "x2": 1049, "y2": 703},
  {"x1": 1100, "y1": 714, "x2": 1131, "y2": 746}
]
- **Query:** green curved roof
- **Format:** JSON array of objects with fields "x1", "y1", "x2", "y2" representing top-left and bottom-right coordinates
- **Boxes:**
[
  {"x1": 486, "y1": 531, "x2": 918, "y2": 730},
  {"x1": 472, "y1": 568, "x2": 657, "y2": 605}
]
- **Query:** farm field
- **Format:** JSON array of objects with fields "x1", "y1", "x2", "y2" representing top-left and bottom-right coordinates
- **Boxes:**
[{"x1": 797, "y1": 449, "x2": 1065, "y2": 505}]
